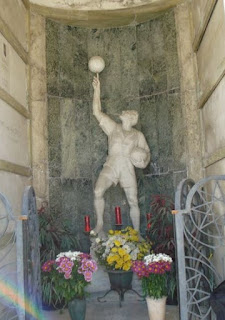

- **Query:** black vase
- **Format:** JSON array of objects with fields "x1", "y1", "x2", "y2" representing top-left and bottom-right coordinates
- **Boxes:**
[
  {"x1": 68, "y1": 298, "x2": 86, "y2": 320},
  {"x1": 107, "y1": 270, "x2": 133, "y2": 290}
]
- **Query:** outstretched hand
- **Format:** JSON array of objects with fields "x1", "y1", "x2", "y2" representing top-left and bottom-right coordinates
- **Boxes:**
[{"x1": 92, "y1": 74, "x2": 100, "y2": 91}]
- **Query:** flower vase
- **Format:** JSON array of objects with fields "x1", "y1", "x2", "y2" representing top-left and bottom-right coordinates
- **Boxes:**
[
  {"x1": 146, "y1": 296, "x2": 167, "y2": 320},
  {"x1": 107, "y1": 270, "x2": 133, "y2": 290},
  {"x1": 68, "y1": 298, "x2": 86, "y2": 320}
]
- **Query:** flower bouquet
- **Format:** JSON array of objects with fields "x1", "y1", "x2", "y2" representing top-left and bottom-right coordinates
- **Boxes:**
[
  {"x1": 132, "y1": 253, "x2": 172, "y2": 320},
  {"x1": 92, "y1": 227, "x2": 151, "y2": 271},
  {"x1": 41, "y1": 251, "x2": 97, "y2": 308}
]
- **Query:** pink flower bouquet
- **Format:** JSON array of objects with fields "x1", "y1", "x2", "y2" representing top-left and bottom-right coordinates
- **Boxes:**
[
  {"x1": 42, "y1": 251, "x2": 97, "y2": 305},
  {"x1": 132, "y1": 253, "x2": 172, "y2": 299}
]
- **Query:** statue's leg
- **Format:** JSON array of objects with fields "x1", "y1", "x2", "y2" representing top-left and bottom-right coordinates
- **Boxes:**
[
  {"x1": 94, "y1": 174, "x2": 113, "y2": 234},
  {"x1": 123, "y1": 187, "x2": 140, "y2": 232}
]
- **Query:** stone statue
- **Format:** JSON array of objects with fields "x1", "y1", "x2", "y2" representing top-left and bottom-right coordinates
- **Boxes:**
[{"x1": 92, "y1": 75, "x2": 150, "y2": 235}]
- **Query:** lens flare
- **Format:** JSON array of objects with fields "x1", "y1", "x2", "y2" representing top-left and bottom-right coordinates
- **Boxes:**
[{"x1": 0, "y1": 280, "x2": 45, "y2": 319}]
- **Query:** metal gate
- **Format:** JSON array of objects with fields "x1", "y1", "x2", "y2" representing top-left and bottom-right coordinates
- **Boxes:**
[
  {"x1": 174, "y1": 175, "x2": 225, "y2": 320},
  {"x1": 0, "y1": 186, "x2": 41, "y2": 319}
]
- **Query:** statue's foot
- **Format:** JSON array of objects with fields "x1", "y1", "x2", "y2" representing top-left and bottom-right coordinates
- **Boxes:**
[{"x1": 92, "y1": 224, "x2": 103, "y2": 236}]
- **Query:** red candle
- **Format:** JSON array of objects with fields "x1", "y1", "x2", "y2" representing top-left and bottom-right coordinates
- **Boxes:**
[
  {"x1": 84, "y1": 215, "x2": 91, "y2": 232},
  {"x1": 115, "y1": 206, "x2": 122, "y2": 225}
]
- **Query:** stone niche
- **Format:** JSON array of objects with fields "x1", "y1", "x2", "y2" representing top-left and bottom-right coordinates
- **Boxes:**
[{"x1": 46, "y1": 9, "x2": 186, "y2": 245}]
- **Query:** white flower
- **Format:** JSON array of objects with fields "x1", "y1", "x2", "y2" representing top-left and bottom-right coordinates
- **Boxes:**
[
  {"x1": 95, "y1": 238, "x2": 101, "y2": 244},
  {"x1": 130, "y1": 252, "x2": 138, "y2": 260},
  {"x1": 144, "y1": 253, "x2": 172, "y2": 265},
  {"x1": 56, "y1": 250, "x2": 81, "y2": 262},
  {"x1": 123, "y1": 244, "x2": 131, "y2": 253},
  {"x1": 90, "y1": 230, "x2": 96, "y2": 236}
]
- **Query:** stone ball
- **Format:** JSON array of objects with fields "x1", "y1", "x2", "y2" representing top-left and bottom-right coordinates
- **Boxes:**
[
  {"x1": 130, "y1": 147, "x2": 148, "y2": 168},
  {"x1": 88, "y1": 56, "x2": 105, "y2": 73}
]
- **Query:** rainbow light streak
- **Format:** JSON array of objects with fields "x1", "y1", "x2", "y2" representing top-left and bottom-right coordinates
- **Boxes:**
[{"x1": 0, "y1": 280, "x2": 45, "y2": 319}]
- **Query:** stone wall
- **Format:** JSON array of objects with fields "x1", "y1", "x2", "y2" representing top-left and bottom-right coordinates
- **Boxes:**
[
  {"x1": 176, "y1": 0, "x2": 225, "y2": 283},
  {"x1": 187, "y1": 0, "x2": 225, "y2": 178},
  {"x1": 0, "y1": 0, "x2": 30, "y2": 315},
  {"x1": 46, "y1": 10, "x2": 186, "y2": 242},
  {"x1": 0, "y1": 0, "x2": 30, "y2": 214}
]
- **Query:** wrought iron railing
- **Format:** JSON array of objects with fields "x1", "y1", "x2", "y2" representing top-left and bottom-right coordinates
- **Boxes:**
[
  {"x1": 174, "y1": 175, "x2": 225, "y2": 320},
  {"x1": 0, "y1": 187, "x2": 41, "y2": 320}
]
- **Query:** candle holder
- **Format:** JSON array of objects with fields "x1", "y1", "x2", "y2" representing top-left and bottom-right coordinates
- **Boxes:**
[
  {"x1": 115, "y1": 224, "x2": 123, "y2": 231},
  {"x1": 81, "y1": 231, "x2": 91, "y2": 254},
  {"x1": 83, "y1": 231, "x2": 91, "y2": 236}
]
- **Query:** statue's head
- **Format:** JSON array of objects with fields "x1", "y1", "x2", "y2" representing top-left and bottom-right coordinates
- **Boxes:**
[{"x1": 119, "y1": 110, "x2": 139, "y2": 127}]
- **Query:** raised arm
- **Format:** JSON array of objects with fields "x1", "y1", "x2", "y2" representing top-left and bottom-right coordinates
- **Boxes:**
[
  {"x1": 92, "y1": 75, "x2": 104, "y2": 122},
  {"x1": 92, "y1": 75, "x2": 116, "y2": 135}
]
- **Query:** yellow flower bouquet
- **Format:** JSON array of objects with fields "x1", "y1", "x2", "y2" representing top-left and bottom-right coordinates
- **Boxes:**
[{"x1": 92, "y1": 227, "x2": 151, "y2": 271}]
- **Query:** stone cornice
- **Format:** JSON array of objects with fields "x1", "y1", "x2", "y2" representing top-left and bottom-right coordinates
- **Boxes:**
[{"x1": 30, "y1": 0, "x2": 184, "y2": 27}]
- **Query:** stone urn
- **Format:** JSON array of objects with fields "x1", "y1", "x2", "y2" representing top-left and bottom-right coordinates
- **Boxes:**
[{"x1": 145, "y1": 296, "x2": 167, "y2": 320}]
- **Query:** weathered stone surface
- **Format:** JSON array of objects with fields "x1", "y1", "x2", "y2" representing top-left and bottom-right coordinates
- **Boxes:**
[
  {"x1": 206, "y1": 158, "x2": 225, "y2": 176},
  {"x1": 61, "y1": 98, "x2": 92, "y2": 179},
  {"x1": 0, "y1": 33, "x2": 27, "y2": 108},
  {"x1": 72, "y1": 28, "x2": 89, "y2": 99},
  {"x1": 175, "y1": 3, "x2": 203, "y2": 181},
  {"x1": 168, "y1": 92, "x2": 186, "y2": 170},
  {"x1": 30, "y1": 0, "x2": 183, "y2": 11},
  {"x1": 163, "y1": 10, "x2": 180, "y2": 91},
  {"x1": 0, "y1": 99, "x2": 29, "y2": 166},
  {"x1": 48, "y1": 97, "x2": 61, "y2": 177},
  {"x1": 49, "y1": 177, "x2": 62, "y2": 215},
  {"x1": 137, "y1": 21, "x2": 154, "y2": 96},
  {"x1": 61, "y1": 177, "x2": 94, "y2": 249},
  {"x1": 140, "y1": 96, "x2": 158, "y2": 162},
  {"x1": 46, "y1": 19, "x2": 60, "y2": 96},
  {"x1": 190, "y1": 0, "x2": 217, "y2": 50},
  {"x1": 202, "y1": 76, "x2": 225, "y2": 157},
  {"x1": 30, "y1": 13, "x2": 49, "y2": 205},
  {"x1": 31, "y1": 101, "x2": 49, "y2": 204},
  {"x1": 0, "y1": 0, "x2": 27, "y2": 51},
  {"x1": 30, "y1": 0, "x2": 183, "y2": 28},
  {"x1": 58, "y1": 25, "x2": 76, "y2": 97},
  {"x1": 197, "y1": 0, "x2": 225, "y2": 106},
  {"x1": 156, "y1": 93, "x2": 173, "y2": 171},
  {"x1": 152, "y1": 17, "x2": 167, "y2": 93}
]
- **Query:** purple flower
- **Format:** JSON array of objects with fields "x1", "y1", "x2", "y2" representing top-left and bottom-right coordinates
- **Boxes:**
[
  {"x1": 80, "y1": 253, "x2": 90, "y2": 259},
  {"x1": 64, "y1": 272, "x2": 72, "y2": 279},
  {"x1": 78, "y1": 267, "x2": 83, "y2": 274},
  {"x1": 91, "y1": 260, "x2": 98, "y2": 272},
  {"x1": 42, "y1": 260, "x2": 55, "y2": 272},
  {"x1": 84, "y1": 270, "x2": 93, "y2": 282}
]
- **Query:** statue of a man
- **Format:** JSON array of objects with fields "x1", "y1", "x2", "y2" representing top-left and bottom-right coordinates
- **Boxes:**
[{"x1": 92, "y1": 75, "x2": 150, "y2": 235}]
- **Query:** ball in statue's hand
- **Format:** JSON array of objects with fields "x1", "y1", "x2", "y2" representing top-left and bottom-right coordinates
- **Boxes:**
[
  {"x1": 130, "y1": 147, "x2": 148, "y2": 169},
  {"x1": 88, "y1": 56, "x2": 105, "y2": 73}
]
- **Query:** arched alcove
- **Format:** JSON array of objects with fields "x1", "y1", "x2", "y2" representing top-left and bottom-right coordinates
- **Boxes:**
[{"x1": 45, "y1": 9, "x2": 186, "y2": 241}]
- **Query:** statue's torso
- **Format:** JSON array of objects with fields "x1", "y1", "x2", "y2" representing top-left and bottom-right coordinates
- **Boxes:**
[{"x1": 108, "y1": 124, "x2": 139, "y2": 158}]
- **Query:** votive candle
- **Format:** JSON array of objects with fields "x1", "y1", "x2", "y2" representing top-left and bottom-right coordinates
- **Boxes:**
[
  {"x1": 115, "y1": 206, "x2": 122, "y2": 225},
  {"x1": 84, "y1": 215, "x2": 91, "y2": 232}
]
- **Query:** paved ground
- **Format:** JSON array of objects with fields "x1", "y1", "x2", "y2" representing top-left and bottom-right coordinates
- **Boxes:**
[{"x1": 42, "y1": 291, "x2": 180, "y2": 320}]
